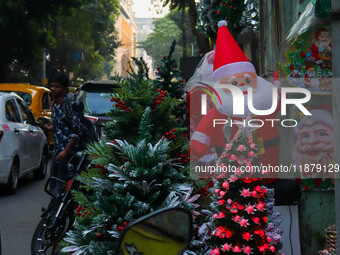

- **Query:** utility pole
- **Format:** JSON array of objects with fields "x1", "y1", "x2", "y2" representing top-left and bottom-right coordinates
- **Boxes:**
[
  {"x1": 42, "y1": 49, "x2": 46, "y2": 87},
  {"x1": 331, "y1": 1, "x2": 340, "y2": 254}
]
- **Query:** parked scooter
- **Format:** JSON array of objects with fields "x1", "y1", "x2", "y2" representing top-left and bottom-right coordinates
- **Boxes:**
[
  {"x1": 31, "y1": 101, "x2": 94, "y2": 255},
  {"x1": 114, "y1": 208, "x2": 193, "y2": 255}
]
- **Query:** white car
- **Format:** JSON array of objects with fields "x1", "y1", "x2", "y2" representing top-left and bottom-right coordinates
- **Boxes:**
[{"x1": 0, "y1": 92, "x2": 48, "y2": 194}]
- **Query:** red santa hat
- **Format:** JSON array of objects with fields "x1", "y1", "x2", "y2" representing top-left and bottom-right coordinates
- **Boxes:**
[{"x1": 212, "y1": 20, "x2": 256, "y2": 80}]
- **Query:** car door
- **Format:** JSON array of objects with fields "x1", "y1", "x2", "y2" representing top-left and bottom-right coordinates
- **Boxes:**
[
  {"x1": 4, "y1": 98, "x2": 28, "y2": 170},
  {"x1": 16, "y1": 98, "x2": 42, "y2": 168}
]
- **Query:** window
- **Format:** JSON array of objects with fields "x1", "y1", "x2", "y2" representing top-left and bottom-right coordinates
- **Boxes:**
[
  {"x1": 0, "y1": 91, "x2": 32, "y2": 106},
  {"x1": 5, "y1": 99, "x2": 20, "y2": 123},
  {"x1": 42, "y1": 92, "x2": 50, "y2": 110},
  {"x1": 17, "y1": 99, "x2": 35, "y2": 125}
]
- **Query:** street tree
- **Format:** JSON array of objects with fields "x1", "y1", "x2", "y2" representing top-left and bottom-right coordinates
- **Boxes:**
[
  {"x1": 46, "y1": 0, "x2": 120, "y2": 83},
  {"x1": 0, "y1": 0, "x2": 83, "y2": 82},
  {"x1": 152, "y1": 0, "x2": 211, "y2": 55},
  {"x1": 139, "y1": 16, "x2": 182, "y2": 67}
]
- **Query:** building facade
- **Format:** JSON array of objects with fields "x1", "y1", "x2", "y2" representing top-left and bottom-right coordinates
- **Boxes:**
[{"x1": 113, "y1": 0, "x2": 137, "y2": 77}]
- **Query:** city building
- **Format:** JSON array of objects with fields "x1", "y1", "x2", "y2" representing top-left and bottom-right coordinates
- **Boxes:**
[{"x1": 113, "y1": 0, "x2": 137, "y2": 77}]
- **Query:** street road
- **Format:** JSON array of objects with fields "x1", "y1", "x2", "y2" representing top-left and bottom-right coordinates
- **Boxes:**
[{"x1": 0, "y1": 160, "x2": 51, "y2": 255}]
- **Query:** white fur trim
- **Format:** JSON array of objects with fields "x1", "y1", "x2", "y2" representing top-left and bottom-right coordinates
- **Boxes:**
[
  {"x1": 218, "y1": 20, "x2": 228, "y2": 27},
  {"x1": 212, "y1": 61, "x2": 256, "y2": 80},
  {"x1": 192, "y1": 131, "x2": 211, "y2": 146},
  {"x1": 197, "y1": 151, "x2": 218, "y2": 163},
  {"x1": 295, "y1": 109, "x2": 333, "y2": 135}
]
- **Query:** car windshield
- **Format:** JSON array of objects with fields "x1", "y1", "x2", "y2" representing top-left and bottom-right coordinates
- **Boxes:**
[
  {"x1": 0, "y1": 91, "x2": 32, "y2": 106},
  {"x1": 78, "y1": 91, "x2": 112, "y2": 115}
]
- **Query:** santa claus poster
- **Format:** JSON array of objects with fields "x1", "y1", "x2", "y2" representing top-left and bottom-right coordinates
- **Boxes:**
[
  {"x1": 283, "y1": 26, "x2": 332, "y2": 95},
  {"x1": 291, "y1": 104, "x2": 335, "y2": 189}
]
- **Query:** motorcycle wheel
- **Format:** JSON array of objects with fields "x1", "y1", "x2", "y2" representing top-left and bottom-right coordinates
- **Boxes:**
[{"x1": 31, "y1": 209, "x2": 74, "y2": 255}]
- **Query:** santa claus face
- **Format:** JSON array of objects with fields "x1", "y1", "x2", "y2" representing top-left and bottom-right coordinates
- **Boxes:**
[
  {"x1": 293, "y1": 121, "x2": 333, "y2": 165},
  {"x1": 219, "y1": 72, "x2": 257, "y2": 95},
  {"x1": 319, "y1": 31, "x2": 330, "y2": 43}
]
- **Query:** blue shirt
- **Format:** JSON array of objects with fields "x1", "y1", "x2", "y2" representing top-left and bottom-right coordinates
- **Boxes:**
[{"x1": 51, "y1": 97, "x2": 80, "y2": 155}]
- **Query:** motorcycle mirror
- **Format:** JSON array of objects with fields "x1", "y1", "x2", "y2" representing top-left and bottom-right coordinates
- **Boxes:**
[
  {"x1": 114, "y1": 208, "x2": 192, "y2": 255},
  {"x1": 72, "y1": 101, "x2": 84, "y2": 113}
]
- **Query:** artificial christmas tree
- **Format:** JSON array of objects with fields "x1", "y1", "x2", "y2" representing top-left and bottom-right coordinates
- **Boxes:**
[
  {"x1": 205, "y1": 130, "x2": 282, "y2": 255},
  {"x1": 60, "y1": 47, "x2": 200, "y2": 254},
  {"x1": 197, "y1": 0, "x2": 259, "y2": 40}
]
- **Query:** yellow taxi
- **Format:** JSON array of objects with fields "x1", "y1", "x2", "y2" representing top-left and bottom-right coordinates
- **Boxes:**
[{"x1": 0, "y1": 83, "x2": 53, "y2": 147}]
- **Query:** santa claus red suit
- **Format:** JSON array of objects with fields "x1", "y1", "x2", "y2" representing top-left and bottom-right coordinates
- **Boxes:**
[{"x1": 190, "y1": 20, "x2": 280, "y2": 168}]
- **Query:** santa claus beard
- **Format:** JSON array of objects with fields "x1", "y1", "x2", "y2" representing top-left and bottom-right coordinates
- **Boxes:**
[
  {"x1": 213, "y1": 77, "x2": 278, "y2": 118},
  {"x1": 291, "y1": 140, "x2": 334, "y2": 177}
]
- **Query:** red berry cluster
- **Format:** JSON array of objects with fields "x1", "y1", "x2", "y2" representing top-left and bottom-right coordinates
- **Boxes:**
[
  {"x1": 117, "y1": 221, "x2": 128, "y2": 231},
  {"x1": 181, "y1": 133, "x2": 189, "y2": 139},
  {"x1": 198, "y1": 180, "x2": 214, "y2": 200},
  {"x1": 94, "y1": 164, "x2": 107, "y2": 174},
  {"x1": 164, "y1": 128, "x2": 177, "y2": 139},
  {"x1": 151, "y1": 89, "x2": 167, "y2": 110},
  {"x1": 176, "y1": 153, "x2": 190, "y2": 163},
  {"x1": 76, "y1": 205, "x2": 92, "y2": 217},
  {"x1": 163, "y1": 129, "x2": 189, "y2": 140},
  {"x1": 111, "y1": 96, "x2": 130, "y2": 112},
  {"x1": 199, "y1": 186, "x2": 208, "y2": 199}
]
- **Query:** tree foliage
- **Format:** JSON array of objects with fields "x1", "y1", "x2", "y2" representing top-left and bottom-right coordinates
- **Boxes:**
[
  {"x1": 152, "y1": 0, "x2": 211, "y2": 54},
  {"x1": 61, "y1": 48, "x2": 196, "y2": 255},
  {"x1": 139, "y1": 16, "x2": 182, "y2": 67},
  {"x1": 0, "y1": 0, "x2": 82, "y2": 82},
  {"x1": 0, "y1": 0, "x2": 120, "y2": 84},
  {"x1": 197, "y1": 0, "x2": 259, "y2": 39},
  {"x1": 47, "y1": 0, "x2": 120, "y2": 84}
]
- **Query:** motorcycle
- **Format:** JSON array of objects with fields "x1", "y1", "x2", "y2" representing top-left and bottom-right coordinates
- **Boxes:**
[
  {"x1": 114, "y1": 208, "x2": 193, "y2": 255},
  {"x1": 31, "y1": 101, "x2": 93, "y2": 255},
  {"x1": 31, "y1": 151, "x2": 91, "y2": 255}
]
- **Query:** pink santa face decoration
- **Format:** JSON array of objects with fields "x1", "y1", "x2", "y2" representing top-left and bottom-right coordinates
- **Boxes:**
[
  {"x1": 219, "y1": 72, "x2": 257, "y2": 95},
  {"x1": 292, "y1": 111, "x2": 334, "y2": 166},
  {"x1": 318, "y1": 31, "x2": 331, "y2": 45},
  {"x1": 297, "y1": 122, "x2": 333, "y2": 156}
]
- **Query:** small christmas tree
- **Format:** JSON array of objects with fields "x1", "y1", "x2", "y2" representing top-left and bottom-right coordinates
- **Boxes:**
[
  {"x1": 60, "y1": 47, "x2": 197, "y2": 254},
  {"x1": 154, "y1": 40, "x2": 188, "y2": 125},
  {"x1": 203, "y1": 129, "x2": 281, "y2": 255}
]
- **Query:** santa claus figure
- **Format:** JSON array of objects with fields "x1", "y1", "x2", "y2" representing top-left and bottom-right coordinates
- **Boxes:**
[
  {"x1": 190, "y1": 20, "x2": 280, "y2": 168},
  {"x1": 292, "y1": 106, "x2": 334, "y2": 177},
  {"x1": 303, "y1": 65, "x2": 319, "y2": 89},
  {"x1": 311, "y1": 29, "x2": 332, "y2": 65}
]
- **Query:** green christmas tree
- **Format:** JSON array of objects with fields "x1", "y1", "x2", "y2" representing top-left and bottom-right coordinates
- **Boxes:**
[
  {"x1": 197, "y1": 0, "x2": 246, "y2": 39},
  {"x1": 154, "y1": 40, "x2": 188, "y2": 126},
  {"x1": 202, "y1": 131, "x2": 282, "y2": 255},
  {"x1": 60, "y1": 45, "x2": 202, "y2": 254}
]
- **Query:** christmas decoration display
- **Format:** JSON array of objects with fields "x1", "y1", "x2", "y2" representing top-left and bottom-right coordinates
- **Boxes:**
[
  {"x1": 319, "y1": 225, "x2": 337, "y2": 255},
  {"x1": 186, "y1": 20, "x2": 282, "y2": 255},
  {"x1": 198, "y1": 130, "x2": 282, "y2": 254},
  {"x1": 153, "y1": 40, "x2": 188, "y2": 127},
  {"x1": 197, "y1": 0, "x2": 247, "y2": 39},
  {"x1": 283, "y1": 2, "x2": 332, "y2": 95},
  {"x1": 190, "y1": 20, "x2": 280, "y2": 172},
  {"x1": 292, "y1": 104, "x2": 335, "y2": 190},
  {"x1": 60, "y1": 45, "x2": 200, "y2": 254},
  {"x1": 185, "y1": 50, "x2": 218, "y2": 167},
  {"x1": 283, "y1": 1, "x2": 334, "y2": 192},
  {"x1": 240, "y1": 0, "x2": 259, "y2": 31}
]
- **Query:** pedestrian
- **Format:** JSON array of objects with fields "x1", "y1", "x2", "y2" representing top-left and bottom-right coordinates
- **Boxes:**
[{"x1": 43, "y1": 73, "x2": 81, "y2": 195}]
